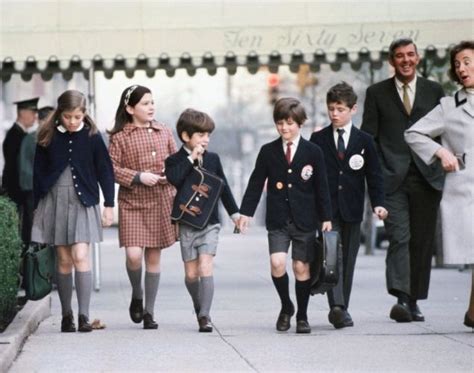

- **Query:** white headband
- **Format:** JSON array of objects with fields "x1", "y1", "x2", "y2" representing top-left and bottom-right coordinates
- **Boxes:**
[{"x1": 124, "y1": 85, "x2": 138, "y2": 106}]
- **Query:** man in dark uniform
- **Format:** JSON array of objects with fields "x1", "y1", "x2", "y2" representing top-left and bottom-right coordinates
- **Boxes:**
[
  {"x1": 2, "y1": 97, "x2": 39, "y2": 243},
  {"x1": 361, "y1": 38, "x2": 444, "y2": 322}
]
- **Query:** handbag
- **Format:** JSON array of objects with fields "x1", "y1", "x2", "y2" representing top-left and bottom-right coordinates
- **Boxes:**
[
  {"x1": 23, "y1": 243, "x2": 55, "y2": 300},
  {"x1": 310, "y1": 230, "x2": 341, "y2": 295},
  {"x1": 171, "y1": 166, "x2": 224, "y2": 229}
]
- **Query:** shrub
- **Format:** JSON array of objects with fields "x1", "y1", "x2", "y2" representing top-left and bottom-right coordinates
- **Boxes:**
[{"x1": 0, "y1": 196, "x2": 21, "y2": 330}]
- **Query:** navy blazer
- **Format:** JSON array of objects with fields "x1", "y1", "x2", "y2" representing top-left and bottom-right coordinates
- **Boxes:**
[
  {"x1": 240, "y1": 137, "x2": 332, "y2": 232},
  {"x1": 310, "y1": 125, "x2": 384, "y2": 223},
  {"x1": 165, "y1": 147, "x2": 239, "y2": 227}
]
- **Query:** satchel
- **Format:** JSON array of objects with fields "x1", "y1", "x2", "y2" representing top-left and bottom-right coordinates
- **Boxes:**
[
  {"x1": 24, "y1": 243, "x2": 55, "y2": 301},
  {"x1": 171, "y1": 166, "x2": 224, "y2": 229},
  {"x1": 310, "y1": 231, "x2": 341, "y2": 295}
]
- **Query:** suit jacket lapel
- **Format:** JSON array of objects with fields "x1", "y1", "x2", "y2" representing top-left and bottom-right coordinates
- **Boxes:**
[
  {"x1": 345, "y1": 126, "x2": 360, "y2": 156},
  {"x1": 273, "y1": 139, "x2": 288, "y2": 166},
  {"x1": 323, "y1": 126, "x2": 339, "y2": 161}
]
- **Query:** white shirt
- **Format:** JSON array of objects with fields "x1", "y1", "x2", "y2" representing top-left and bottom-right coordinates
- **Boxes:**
[
  {"x1": 395, "y1": 75, "x2": 417, "y2": 108},
  {"x1": 282, "y1": 135, "x2": 301, "y2": 162},
  {"x1": 332, "y1": 122, "x2": 352, "y2": 149}
]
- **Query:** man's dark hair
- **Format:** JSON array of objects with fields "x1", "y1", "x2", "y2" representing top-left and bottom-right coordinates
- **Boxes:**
[{"x1": 389, "y1": 38, "x2": 418, "y2": 60}]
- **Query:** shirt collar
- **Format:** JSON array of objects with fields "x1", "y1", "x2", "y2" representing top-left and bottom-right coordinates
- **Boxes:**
[
  {"x1": 333, "y1": 121, "x2": 352, "y2": 134},
  {"x1": 395, "y1": 75, "x2": 417, "y2": 91},
  {"x1": 283, "y1": 134, "x2": 301, "y2": 147},
  {"x1": 56, "y1": 122, "x2": 84, "y2": 133}
]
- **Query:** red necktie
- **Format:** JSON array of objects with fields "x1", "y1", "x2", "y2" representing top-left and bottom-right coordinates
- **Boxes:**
[{"x1": 285, "y1": 141, "x2": 293, "y2": 164}]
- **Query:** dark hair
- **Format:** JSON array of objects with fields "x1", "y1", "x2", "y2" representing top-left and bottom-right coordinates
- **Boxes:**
[
  {"x1": 448, "y1": 40, "x2": 474, "y2": 84},
  {"x1": 327, "y1": 81, "x2": 357, "y2": 108},
  {"x1": 108, "y1": 85, "x2": 152, "y2": 135},
  {"x1": 176, "y1": 108, "x2": 215, "y2": 143},
  {"x1": 389, "y1": 38, "x2": 418, "y2": 60},
  {"x1": 273, "y1": 97, "x2": 307, "y2": 126},
  {"x1": 38, "y1": 106, "x2": 55, "y2": 121},
  {"x1": 37, "y1": 90, "x2": 97, "y2": 147}
]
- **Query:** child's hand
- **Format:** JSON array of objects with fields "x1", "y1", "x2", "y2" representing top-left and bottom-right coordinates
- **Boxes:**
[
  {"x1": 191, "y1": 144, "x2": 205, "y2": 161},
  {"x1": 140, "y1": 172, "x2": 159, "y2": 186},
  {"x1": 101, "y1": 207, "x2": 114, "y2": 227},
  {"x1": 238, "y1": 215, "x2": 250, "y2": 233},
  {"x1": 157, "y1": 174, "x2": 168, "y2": 185},
  {"x1": 374, "y1": 206, "x2": 388, "y2": 220},
  {"x1": 321, "y1": 221, "x2": 332, "y2": 232}
]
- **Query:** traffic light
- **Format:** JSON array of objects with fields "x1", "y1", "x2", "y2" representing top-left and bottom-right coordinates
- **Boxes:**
[{"x1": 267, "y1": 73, "x2": 280, "y2": 105}]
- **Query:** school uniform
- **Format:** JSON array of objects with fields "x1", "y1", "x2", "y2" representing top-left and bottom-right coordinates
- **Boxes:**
[{"x1": 310, "y1": 123, "x2": 384, "y2": 310}]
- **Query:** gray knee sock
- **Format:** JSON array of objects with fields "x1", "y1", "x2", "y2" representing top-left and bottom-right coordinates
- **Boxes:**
[
  {"x1": 75, "y1": 270, "x2": 92, "y2": 318},
  {"x1": 198, "y1": 276, "x2": 214, "y2": 318},
  {"x1": 185, "y1": 278, "x2": 200, "y2": 313},
  {"x1": 57, "y1": 272, "x2": 73, "y2": 316},
  {"x1": 144, "y1": 272, "x2": 160, "y2": 316},
  {"x1": 126, "y1": 266, "x2": 143, "y2": 299}
]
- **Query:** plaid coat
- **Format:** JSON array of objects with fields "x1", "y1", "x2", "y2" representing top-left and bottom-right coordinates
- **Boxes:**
[{"x1": 109, "y1": 121, "x2": 177, "y2": 248}]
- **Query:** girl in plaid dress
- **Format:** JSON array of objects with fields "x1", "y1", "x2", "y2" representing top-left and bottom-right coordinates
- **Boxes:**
[{"x1": 108, "y1": 85, "x2": 177, "y2": 329}]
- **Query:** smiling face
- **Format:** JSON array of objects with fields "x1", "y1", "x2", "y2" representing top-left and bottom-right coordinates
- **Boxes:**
[
  {"x1": 454, "y1": 48, "x2": 474, "y2": 88},
  {"x1": 275, "y1": 117, "x2": 301, "y2": 142},
  {"x1": 127, "y1": 93, "x2": 155, "y2": 125},
  {"x1": 389, "y1": 43, "x2": 420, "y2": 83},
  {"x1": 60, "y1": 107, "x2": 85, "y2": 132}
]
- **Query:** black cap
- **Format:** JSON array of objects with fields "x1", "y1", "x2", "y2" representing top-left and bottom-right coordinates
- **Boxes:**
[
  {"x1": 13, "y1": 97, "x2": 39, "y2": 111},
  {"x1": 38, "y1": 106, "x2": 55, "y2": 121}
]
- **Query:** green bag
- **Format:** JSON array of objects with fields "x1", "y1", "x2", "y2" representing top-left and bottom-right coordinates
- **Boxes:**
[{"x1": 24, "y1": 243, "x2": 55, "y2": 300}]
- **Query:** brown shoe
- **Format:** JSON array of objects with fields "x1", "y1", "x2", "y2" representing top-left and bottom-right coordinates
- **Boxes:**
[
  {"x1": 198, "y1": 316, "x2": 213, "y2": 332},
  {"x1": 61, "y1": 311, "x2": 76, "y2": 333},
  {"x1": 78, "y1": 314, "x2": 92, "y2": 333}
]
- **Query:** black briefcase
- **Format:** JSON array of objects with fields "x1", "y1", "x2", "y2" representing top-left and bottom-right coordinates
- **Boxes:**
[
  {"x1": 171, "y1": 166, "x2": 224, "y2": 229},
  {"x1": 310, "y1": 231, "x2": 341, "y2": 295}
]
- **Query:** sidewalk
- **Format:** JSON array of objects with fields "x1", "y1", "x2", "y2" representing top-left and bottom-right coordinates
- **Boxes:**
[{"x1": 6, "y1": 226, "x2": 474, "y2": 372}]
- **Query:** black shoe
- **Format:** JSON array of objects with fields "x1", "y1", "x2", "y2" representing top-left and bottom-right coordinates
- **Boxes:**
[
  {"x1": 329, "y1": 307, "x2": 354, "y2": 329},
  {"x1": 296, "y1": 320, "x2": 311, "y2": 334},
  {"x1": 390, "y1": 302, "x2": 412, "y2": 322},
  {"x1": 129, "y1": 298, "x2": 144, "y2": 324},
  {"x1": 276, "y1": 304, "x2": 295, "y2": 332},
  {"x1": 198, "y1": 316, "x2": 213, "y2": 332},
  {"x1": 143, "y1": 313, "x2": 158, "y2": 329},
  {"x1": 61, "y1": 311, "x2": 76, "y2": 333},
  {"x1": 464, "y1": 312, "x2": 474, "y2": 328},
  {"x1": 409, "y1": 303, "x2": 425, "y2": 322},
  {"x1": 78, "y1": 314, "x2": 92, "y2": 333}
]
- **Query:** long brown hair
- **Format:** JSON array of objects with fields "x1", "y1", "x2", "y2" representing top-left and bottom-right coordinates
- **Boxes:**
[
  {"x1": 37, "y1": 90, "x2": 98, "y2": 147},
  {"x1": 108, "y1": 85, "x2": 152, "y2": 136}
]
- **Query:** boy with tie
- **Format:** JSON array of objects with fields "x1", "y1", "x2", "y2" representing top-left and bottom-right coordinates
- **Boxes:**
[
  {"x1": 310, "y1": 82, "x2": 387, "y2": 328},
  {"x1": 239, "y1": 97, "x2": 332, "y2": 334}
]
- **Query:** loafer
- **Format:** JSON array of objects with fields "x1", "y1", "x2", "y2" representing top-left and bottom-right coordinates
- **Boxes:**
[
  {"x1": 296, "y1": 320, "x2": 311, "y2": 334},
  {"x1": 410, "y1": 303, "x2": 425, "y2": 322},
  {"x1": 61, "y1": 311, "x2": 76, "y2": 333},
  {"x1": 276, "y1": 304, "x2": 295, "y2": 332},
  {"x1": 129, "y1": 298, "x2": 144, "y2": 324},
  {"x1": 390, "y1": 302, "x2": 412, "y2": 322},
  {"x1": 78, "y1": 314, "x2": 92, "y2": 333},
  {"x1": 143, "y1": 313, "x2": 158, "y2": 329},
  {"x1": 198, "y1": 316, "x2": 213, "y2": 333},
  {"x1": 464, "y1": 312, "x2": 474, "y2": 328},
  {"x1": 329, "y1": 307, "x2": 354, "y2": 329}
]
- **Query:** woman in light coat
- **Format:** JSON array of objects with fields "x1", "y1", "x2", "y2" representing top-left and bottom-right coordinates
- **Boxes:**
[{"x1": 405, "y1": 40, "x2": 474, "y2": 329}]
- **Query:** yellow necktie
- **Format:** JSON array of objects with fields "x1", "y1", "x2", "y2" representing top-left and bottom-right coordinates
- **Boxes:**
[{"x1": 403, "y1": 84, "x2": 411, "y2": 115}]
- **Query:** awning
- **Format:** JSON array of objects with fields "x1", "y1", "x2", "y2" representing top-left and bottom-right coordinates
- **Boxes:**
[{"x1": 1, "y1": 1, "x2": 472, "y2": 81}]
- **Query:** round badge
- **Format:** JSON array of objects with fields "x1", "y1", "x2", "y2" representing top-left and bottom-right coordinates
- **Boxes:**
[
  {"x1": 276, "y1": 182, "x2": 284, "y2": 190},
  {"x1": 301, "y1": 165, "x2": 313, "y2": 181},
  {"x1": 349, "y1": 154, "x2": 364, "y2": 170}
]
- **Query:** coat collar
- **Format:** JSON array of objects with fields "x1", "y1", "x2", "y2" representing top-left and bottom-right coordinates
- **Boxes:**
[{"x1": 455, "y1": 89, "x2": 474, "y2": 118}]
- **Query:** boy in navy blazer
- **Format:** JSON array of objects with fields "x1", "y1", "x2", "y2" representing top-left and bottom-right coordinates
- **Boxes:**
[
  {"x1": 239, "y1": 97, "x2": 332, "y2": 334},
  {"x1": 165, "y1": 109, "x2": 240, "y2": 333},
  {"x1": 310, "y1": 82, "x2": 387, "y2": 328}
]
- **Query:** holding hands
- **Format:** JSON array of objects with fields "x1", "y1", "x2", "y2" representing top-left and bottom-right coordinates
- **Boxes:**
[{"x1": 374, "y1": 206, "x2": 388, "y2": 220}]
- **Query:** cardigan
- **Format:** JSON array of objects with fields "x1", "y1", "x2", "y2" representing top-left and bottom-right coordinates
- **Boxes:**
[{"x1": 33, "y1": 126, "x2": 115, "y2": 208}]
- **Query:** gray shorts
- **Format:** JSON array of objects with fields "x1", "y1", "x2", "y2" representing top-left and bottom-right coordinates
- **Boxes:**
[
  {"x1": 267, "y1": 221, "x2": 316, "y2": 263},
  {"x1": 179, "y1": 223, "x2": 221, "y2": 262}
]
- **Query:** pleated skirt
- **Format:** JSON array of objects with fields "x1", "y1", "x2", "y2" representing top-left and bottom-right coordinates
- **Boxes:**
[{"x1": 31, "y1": 166, "x2": 102, "y2": 245}]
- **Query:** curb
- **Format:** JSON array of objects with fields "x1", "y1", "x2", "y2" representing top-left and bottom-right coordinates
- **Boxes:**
[{"x1": 0, "y1": 295, "x2": 51, "y2": 373}]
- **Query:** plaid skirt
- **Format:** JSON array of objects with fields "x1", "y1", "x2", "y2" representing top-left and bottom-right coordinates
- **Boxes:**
[{"x1": 31, "y1": 166, "x2": 102, "y2": 245}]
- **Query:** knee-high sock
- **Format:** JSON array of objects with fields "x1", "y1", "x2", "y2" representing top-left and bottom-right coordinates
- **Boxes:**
[
  {"x1": 198, "y1": 276, "x2": 214, "y2": 318},
  {"x1": 57, "y1": 272, "x2": 73, "y2": 316},
  {"x1": 75, "y1": 270, "x2": 92, "y2": 318},
  {"x1": 272, "y1": 273, "x2": 293, "y2": 313},
  {"x1": 144, "y1": 272, "x2": 160, "y2": 316},
  {"x1": 185, "y1": 278, "x2": 200, "y2": 313},
  {"x1": 295, "y1": 279, "x2": 312, "y2": 321},
  {"x1": 126, "y1": 266, "x2": 143, "y2": 299}
]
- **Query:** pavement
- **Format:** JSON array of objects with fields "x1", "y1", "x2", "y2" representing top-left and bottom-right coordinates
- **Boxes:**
[{"x1": 2, "y1": 226, "x2": 473, "y2": 372}]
